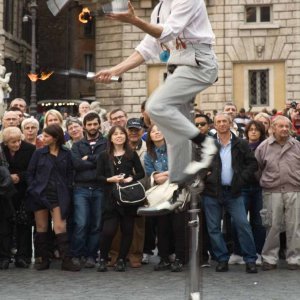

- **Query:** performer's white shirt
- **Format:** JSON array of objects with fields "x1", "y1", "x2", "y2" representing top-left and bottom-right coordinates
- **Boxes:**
[{"x1": 135, "y1": 0, "x2": 215, "y2": 61}]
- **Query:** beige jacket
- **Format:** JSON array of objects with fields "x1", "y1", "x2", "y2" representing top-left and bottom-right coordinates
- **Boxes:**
[{"x1": 255, "y1": 135, "x2": 300, "y2": 192}]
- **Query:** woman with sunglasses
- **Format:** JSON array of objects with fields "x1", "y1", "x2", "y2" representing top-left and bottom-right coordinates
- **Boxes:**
[
  {"x1": 194, "y1": 114, "x2": 210, "y2": 136},
  {"x1": 96, "y1": 125, "x2": 145, "y2": 272}
]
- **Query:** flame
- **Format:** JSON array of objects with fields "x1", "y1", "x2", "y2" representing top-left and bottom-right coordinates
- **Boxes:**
[
  {"x1": 27, "y1": 71, "x2": 54, "y2": 82},
  {"x1": 27, "y1": 73, "x2": 39, "y2": 82},
  {"x1": 40, "y1": 71, "x2": 54, "y2": 81},
  {"x1": 79, "y1": 7, "x2": 92, "y2": 24}
]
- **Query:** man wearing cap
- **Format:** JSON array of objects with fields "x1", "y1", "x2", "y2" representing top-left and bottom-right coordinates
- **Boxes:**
[{"x1": 126, "y1": 118, "x2": 148, "y2": 267}]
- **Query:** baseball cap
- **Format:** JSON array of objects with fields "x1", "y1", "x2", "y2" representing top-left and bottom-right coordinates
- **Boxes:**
[{"x1": 126, "y1": 118, "x2": 143, "y2": 129}]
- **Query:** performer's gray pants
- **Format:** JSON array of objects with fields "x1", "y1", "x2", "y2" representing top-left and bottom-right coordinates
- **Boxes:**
[{"x1": 146, "y1": 44, "x2": 218, "y2": 182}]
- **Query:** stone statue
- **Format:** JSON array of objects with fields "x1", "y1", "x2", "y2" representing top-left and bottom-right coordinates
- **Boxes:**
[{"x1": 0, "y1": 65, "x2": 12, "y2": 118}]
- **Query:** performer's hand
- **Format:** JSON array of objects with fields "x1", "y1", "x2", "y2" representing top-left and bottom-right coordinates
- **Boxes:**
[
  {"x1": 105, "y1": 1, "x2": 136, "y2": 24},
  {"x1": 94, "y1": 69, "x2": 117, "y2": 83}
]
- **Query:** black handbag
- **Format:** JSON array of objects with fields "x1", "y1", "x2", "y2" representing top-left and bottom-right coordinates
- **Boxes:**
[{"x1": 113, "y1": 181, "x2": 146, "y2": 206}]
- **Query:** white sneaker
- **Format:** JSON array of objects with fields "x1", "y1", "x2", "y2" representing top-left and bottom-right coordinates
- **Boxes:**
[
  {"x1": 228, "y1": 254, "x2": 245, "y2": 265},
  {"x1": 256, "y1": 254, "x2": 262, "y2": 266},
  {"x1": 142, "y1": 253, "x2": 150, "y2": 265},
  {"x1": 184, "y1": 136, "x2": 217, "y2": 175}
]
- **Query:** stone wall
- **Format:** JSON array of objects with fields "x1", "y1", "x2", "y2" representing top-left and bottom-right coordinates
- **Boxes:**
[
  {"x1": 95, "y1": 0, "x2": 152, "y2": 116},
  {"x1": 203, "y1": 0, "x2": 300, "y2": 112}
]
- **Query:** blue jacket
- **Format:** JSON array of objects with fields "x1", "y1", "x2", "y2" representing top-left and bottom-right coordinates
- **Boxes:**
[
  {"x1": 71, "y1": 134, "x2": 107, "y2": 187},
  {"x1": 144, "y1": 144, "x2": 168, "y2": 176},
  {"x1": 26, "y1": 146, "x2": 73, "y2": 219}
]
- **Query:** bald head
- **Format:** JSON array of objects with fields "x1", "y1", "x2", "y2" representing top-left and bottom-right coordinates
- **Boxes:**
[
  {"x1": 10, "y1": 98, "x2": 27, "y2": 114},
  {"x1": 79, "y1": 102, "x2": 91, "y2": 118}
]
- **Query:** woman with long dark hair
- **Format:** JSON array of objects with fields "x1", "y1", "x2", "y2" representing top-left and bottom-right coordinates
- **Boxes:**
[
  {"x1": 26, "y1": 124, "x2": 80, "y2": 271},
  {"x1": 96, "y1": 125, "x2": 145, "y2": 272},
  {"x1": 144, "y1": 124, "x2": 188, "y2": 272},
  {"x1": 230, "y1": 120, "x2": 266, "y2": 265}
]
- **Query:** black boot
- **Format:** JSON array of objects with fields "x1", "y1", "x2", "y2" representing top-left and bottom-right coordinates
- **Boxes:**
[
  {"x1": 115, "y1": 259, "x2": 126, "y2": 272},
  {"x1": 34, "y1": 232, "x2": 50, "y2": 271},
  {"x1": 56, "y1": 233, "x2": 81, "y2": 272}
]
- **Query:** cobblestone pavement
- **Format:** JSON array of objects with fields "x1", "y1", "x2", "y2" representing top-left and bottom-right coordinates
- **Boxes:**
[{"x1": 0, "y1": 258, "x2": 299, "y2": 300}]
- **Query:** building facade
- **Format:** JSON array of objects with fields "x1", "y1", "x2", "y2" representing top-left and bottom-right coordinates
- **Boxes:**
[
  {"x1": 0, "y1": 0, "x2": 31, "y2": 102},
  {"x1": 1, "y1": 0, "x2": 299, "y2": 115},
  {"x1": 94, "y1": 0, "x2": 300, "y2": 114},
  {"x1": 38, "y1": 1, "x2": 96, "y2": 105}
]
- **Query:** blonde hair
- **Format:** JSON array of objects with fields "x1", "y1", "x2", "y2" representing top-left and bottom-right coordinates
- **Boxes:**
[
  {"x1": 21, "y1": 117, "x2": 39, "y2": 131},
  {"x1": 44, "y1": 109, "x2": 63, "y2": 128},
  {"x1": 254, "y1": 112, "x2": 271, "y2": 125},
  {"x1": 2, "y1": 127, "x2": 23, "y2": 143}
]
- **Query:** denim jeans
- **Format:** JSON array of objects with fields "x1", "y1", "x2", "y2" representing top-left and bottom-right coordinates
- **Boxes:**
[
  {"x1": 233, "y1": 185, "x2": 266, "y2": 255},
  {"x1": 203, "y1": 189, "x2": 257, "y2": 263},
  {"x1": 71, "y1": 187, "x2": 104, "y2": 258}
]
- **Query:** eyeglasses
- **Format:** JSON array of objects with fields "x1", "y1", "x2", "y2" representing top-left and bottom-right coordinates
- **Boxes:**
[
  {"x1": 24, "y1": 126, "x2": 37, "y2": 130},
  {"x1": 195, "y1": 122, "x2": 207, "y2": 127}
]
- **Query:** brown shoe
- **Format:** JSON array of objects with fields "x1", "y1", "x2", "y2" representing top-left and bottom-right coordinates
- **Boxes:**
[
  {"x1": 34, "y1": 257, "x2": 50, "y2": 271},
  {"x1": 130, "y1": 261, "x2": 142, "y2": 268},
  {"x1": 262, "y1": 262, "x2": 277, "y2": 271},
  {"x1": 107, "y1": 256, "x2": 117, "y2": 267}
]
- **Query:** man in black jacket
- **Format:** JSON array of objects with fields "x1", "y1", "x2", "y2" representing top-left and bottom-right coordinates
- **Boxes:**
[
  {"x1": 70, "y1": 112, "x2": 107, "y2": 268},
  {"x1": 202, "y1": 113, "x2": 258, "y2": 273}
]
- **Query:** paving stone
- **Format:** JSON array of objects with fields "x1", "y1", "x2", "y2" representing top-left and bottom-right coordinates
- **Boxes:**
[{"x1": 0, "y1": 259, "x2": 299, "y2": 300}]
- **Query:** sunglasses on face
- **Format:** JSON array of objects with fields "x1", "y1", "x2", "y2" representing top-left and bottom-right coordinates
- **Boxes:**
[{"x1": 195, "y1": 122, "x2": 207, "y2": 127}]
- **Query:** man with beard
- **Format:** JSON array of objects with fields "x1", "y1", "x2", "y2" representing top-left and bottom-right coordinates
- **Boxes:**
[{"x1": 70, "y1": 112, "x2": 107, "y2": 269}]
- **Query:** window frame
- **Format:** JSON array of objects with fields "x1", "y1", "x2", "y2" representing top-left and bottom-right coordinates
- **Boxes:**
[
  {"x1": 244, "y1": 65, "x2": 274, "y2": 110},
  {"x1": 245, "y1": 5, "x2": 272, "y2": 24},
  {"x1": 248, "y1": 69, "x2": 270, "y2": 106},
  {"x1": 3, "y1": 0, "x2": 14, "y2": 33},
  {"x1": 84, "y1": 54, "x2": 94, "y2": 72}
]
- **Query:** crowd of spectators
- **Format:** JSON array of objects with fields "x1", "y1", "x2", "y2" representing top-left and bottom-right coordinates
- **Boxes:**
[{"x1": 0, "y1": 97, "x2": 300, "y2": 275}]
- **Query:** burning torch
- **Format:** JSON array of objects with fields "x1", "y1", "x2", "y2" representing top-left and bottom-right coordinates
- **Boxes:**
[{"x1": 56, "y1": 68, "x2": 122, "y2": 82}]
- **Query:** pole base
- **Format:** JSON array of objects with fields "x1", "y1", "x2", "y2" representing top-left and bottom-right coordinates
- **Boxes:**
[{"x1": 190, "y1": 292, "x2": 201, "y2": 300}]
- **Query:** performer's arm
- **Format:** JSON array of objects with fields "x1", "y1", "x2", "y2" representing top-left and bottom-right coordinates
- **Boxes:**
[{"x1": 94, "y1": 50, "x2": 144, "y2": 83}]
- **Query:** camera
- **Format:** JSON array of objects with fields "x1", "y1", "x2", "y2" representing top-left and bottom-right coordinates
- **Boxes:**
[{"x1": 291, "y1": 101, "x2": 298, "y2": 109}]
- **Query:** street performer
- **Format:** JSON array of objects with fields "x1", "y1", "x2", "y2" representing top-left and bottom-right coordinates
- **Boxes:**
[{"x1": 95, "y1": 0, "x2": 218, "y2": 183}]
